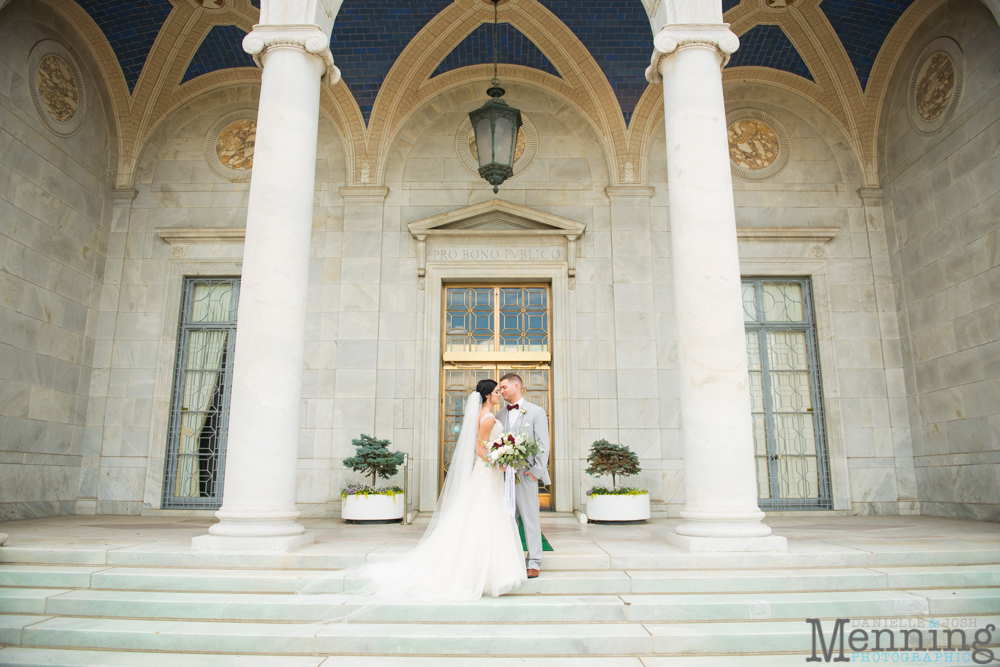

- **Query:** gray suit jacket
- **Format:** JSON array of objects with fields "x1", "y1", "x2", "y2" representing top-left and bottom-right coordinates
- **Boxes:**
[{"x1": 499, "y1": 399, "x2": 551, "y2": 485}]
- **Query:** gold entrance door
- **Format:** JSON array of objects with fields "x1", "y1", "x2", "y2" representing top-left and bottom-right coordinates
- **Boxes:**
[{"x1": 441, "y1": 285, "x2": 554, "y2": 510}]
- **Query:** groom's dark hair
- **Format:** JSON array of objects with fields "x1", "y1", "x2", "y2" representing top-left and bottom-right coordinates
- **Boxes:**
[{"x1": 499, "y1": 372, "x2": 522, "y2": 389}]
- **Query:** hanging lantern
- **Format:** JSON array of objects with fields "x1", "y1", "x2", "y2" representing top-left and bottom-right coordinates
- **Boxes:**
[{"x1": 469, "y1": 0, "x2": 522, "y2": 193}]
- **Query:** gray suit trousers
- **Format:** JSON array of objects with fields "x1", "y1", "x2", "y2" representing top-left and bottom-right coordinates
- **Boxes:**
[{"x1": 515, "y1": 471, "x2": 542, "y2": 569}]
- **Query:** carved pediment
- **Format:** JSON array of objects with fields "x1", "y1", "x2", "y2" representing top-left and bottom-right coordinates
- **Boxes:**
[
  {"x1": 407, "y1": 200, "x2": 585, "y2": 290},
  {"x1": 407, "y1": 199, "x2": 587, "y2": 238}
]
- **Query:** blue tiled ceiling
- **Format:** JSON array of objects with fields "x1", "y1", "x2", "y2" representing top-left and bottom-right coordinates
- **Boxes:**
[
  {"x1": 821, "y1": 0, "x2": 915, "y2": 90},
  {"x1": 432, "y1": 22, "x2": 560, "y2": 80},
  {"x1": 722, "y1": 0, "x2": 742, "y2": 12},
  {"x1": 536, "y1": 0, "x2": 652, "y2": 126},
  {"x1": 182, "y1": 25, "x2": 256, "y2": 84},
  {"x1": 329, "y1": 0, "x2": 453, "y2": 125},
  {"x1": 727, "y1": 24, "x2": 813, "y2": 82},
  {"x1": 75, "y1": 0, "x2": 174, "y2": 94}
]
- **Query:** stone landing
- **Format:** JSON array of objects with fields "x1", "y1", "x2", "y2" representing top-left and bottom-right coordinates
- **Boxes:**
[{"x1": 0, "y1": 515, "x2": 998, "y2": 665}]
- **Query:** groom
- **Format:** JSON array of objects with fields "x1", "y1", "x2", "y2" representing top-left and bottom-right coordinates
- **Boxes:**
[{"x1": 498, "y1": 373, "x2": 550, "y2": 579}]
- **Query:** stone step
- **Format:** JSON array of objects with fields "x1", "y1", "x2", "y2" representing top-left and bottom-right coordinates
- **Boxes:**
[
  {"x1": 4, "y1": 563, "x2": 999, "y2": 596},
  {"x1": 4, "y1": 539, "x2": 999, "y2": 570},
  {"x1": 21, "y1": 589, "x2": 628, "y2": 623},
  {"x1": 647, "y1": 616, "x2": 1000, "y2": 655},
  {"x1": 3, "y1": 587, "x2": 997, "y2": 624},
  {"x1": 13, "y1": 615, "x2": 1000, "y2": 657},
  {"x1": 15, "y1": 617, "x2": 653, "y2": 655},
  {"x1": 0, "y1": 649, "x2": 649, "y2": 667},
  {"x1": 0, "y1": 565, "x2": 111, "y2": 589}
]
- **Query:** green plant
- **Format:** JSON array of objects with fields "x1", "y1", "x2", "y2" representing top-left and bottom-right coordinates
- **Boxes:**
[
  {"x1": 340, "y1": 483, "x2": 403, "y2": 499},
  {"x1": 342, "y1": 434, "x2": 404, "y2": 487},
  {"x1": 586, "y1": 486, "x2": 648, "y2": 497},
  {"x1": 585, "y1": 439, "x2": 641, "y2": 490}
]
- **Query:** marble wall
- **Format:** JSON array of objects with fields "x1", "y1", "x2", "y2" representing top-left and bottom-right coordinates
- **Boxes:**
[
  {"x1": 5, "y1": 1, "x2": 996, "y2": 522},
  {"x1": 0, "y1": 2, "x2": 114, "y2": 520},
  {"x1": 880, "y1": 1, "x2": 1000, "y2": 521}
]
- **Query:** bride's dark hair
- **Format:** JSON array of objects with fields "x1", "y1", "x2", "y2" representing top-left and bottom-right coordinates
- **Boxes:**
[{"x1": 475, "y1": 379, "x2": 498, "y2": 403}]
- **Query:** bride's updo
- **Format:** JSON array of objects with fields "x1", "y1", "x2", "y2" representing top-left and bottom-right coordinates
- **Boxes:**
[{"x1": 475, "y1": 379, "x2": 498, "y2": 403}]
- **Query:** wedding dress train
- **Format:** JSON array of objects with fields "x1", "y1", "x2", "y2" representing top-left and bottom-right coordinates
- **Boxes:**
[{"x1": 352, "y1": 394, "x2": 527, "y2": 601}]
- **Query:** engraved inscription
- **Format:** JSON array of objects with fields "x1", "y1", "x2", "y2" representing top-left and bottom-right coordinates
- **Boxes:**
[
  {"x1": 37, "y1": 55, "x2": 78, "y2": 122},
  {"x1": 216, "y1": 120, "x2": 256, "y2": 170},
  {"x1": 915, "y1": 52, "x2": 955, "y2": 121},
  {"x1": 428, "y1": 247, "x2": 562, "y2": 261},
  {"x1": 728, "y1": 119, "x2": 779, "y2": 171}
]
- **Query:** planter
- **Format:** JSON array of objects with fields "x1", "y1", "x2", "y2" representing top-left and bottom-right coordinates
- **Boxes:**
[
  {"x1": 342, "y1": 493, "x2": 404, "y2": 524},
  {"x1": 586, "y1": 493, "x2": 649, "y2": 524}
]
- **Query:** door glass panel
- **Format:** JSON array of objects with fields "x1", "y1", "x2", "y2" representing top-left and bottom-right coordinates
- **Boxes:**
[
  {"x1": 441, "y1": 284, "x2": 553, "y2": 508},
  {"x1": 743, "y1": 277, "x2": 831, "y2": 510},
  {"x1": 163, "y1": 278, "x2": 240, "y2": 509}
]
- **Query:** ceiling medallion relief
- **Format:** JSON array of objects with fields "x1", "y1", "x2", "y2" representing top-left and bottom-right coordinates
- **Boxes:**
[
  {"x1": 27, "y1": 40, "x2": 87, "y2": 137},
  {"x1": 725, "y1": 109, "x2": 790, "y2": 182},
  {"x1": 456, "y1": 114, "x2": 538, "y2": 181},
  {"x1": 907, "y1": 37, "x2": 964, "y2": 136},
  {"x1": 205, "y1": 111, "x2": 258, "y2": 182}
]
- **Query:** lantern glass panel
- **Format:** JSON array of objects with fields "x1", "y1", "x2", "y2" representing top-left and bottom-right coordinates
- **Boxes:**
[
  {"x1": 494, "y1": 117, "x2": 513, "y2": 167},
  {"x1": 475, "y1": 119, "x2": 492, "y2": 167}
]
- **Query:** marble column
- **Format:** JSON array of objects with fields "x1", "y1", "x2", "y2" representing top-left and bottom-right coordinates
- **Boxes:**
[
  {"x1": 192, "y1": 25, "x2": 340, "y2": 552},
  {"x1": 647, "y1": 16, "x2": 786, "y2": 551}
]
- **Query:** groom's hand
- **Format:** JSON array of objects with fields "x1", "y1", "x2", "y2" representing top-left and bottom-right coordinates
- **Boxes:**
[{"x1": 525, "y1": 472, "x2": 537, "y2": 482}]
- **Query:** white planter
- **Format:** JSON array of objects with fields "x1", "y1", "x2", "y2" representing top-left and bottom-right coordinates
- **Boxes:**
[
  {"x1": 586, "y1": 493, "x2": 650, "y2": 523},
  {"x1": 342, "y1": 493, "x2": 405, "y2": 523}
]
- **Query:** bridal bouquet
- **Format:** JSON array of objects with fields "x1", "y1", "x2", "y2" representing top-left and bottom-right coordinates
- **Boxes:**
[{"x1": 486, "y1": 431, "x2": 541, "y2": 483}]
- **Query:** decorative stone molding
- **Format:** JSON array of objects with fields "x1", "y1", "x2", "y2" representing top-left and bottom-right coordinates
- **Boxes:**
[
  {"x1": 605, "y1": 186, "x2": 656, "y2": 202},
  {"x1": 407, "y1": 199, "x2": 586, "y2": 290},
  {"x1": 725, "y1": 108, "x2": 790, "y2": 182},
  {"x1": 645, "y1": 23, "x2": 740, "y2": 83},
  {"x1": 27, "y1": 40, "x2": 86, "y2": 137},
  {"x1": 455, "y1": 114, "x2": 538, "y2": 180},
  {"x1": 242, "y1": 24, "x2": 341, "y2": 85},
  {"x1": 339, "y1": 186, "x2": 389, "y2": 204},
  {"x1": 111, "y1": 188, "x2": 138, "y2": 208},
  {"x1": 857, "y1": 188, "x2": 884, "y2": 208},
  {"x1": 156, "y1": 227, "x2": 246, "y2": 244},
  {"x1": 205, "y1": 110, "x2": 258, "y2": 182},
  {"x1": 735, "y1": 226, "x2": 839, "y2": 243},
  {"x1": 907, "y1": 37, "x2": 964, "y2": 136}
]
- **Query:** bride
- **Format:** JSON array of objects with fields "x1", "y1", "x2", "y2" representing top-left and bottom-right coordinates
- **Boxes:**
[{"x1": 352, "y1": 379, "x2": 527, "y2": 601}]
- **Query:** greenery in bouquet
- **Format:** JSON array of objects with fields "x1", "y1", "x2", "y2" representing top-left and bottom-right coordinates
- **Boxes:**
[
  {"x1": 585, "y1": 439, "x2": 643, "y2": 490},
  {"x1": 486, "y1": 431, "x2": 541, "y2": 470},
  {"x1": 339, "y1": 483, "x2": 403, "y2": 499},
  {"x1": 342, "y1": 433, "x2": 404, "y2": 488}
]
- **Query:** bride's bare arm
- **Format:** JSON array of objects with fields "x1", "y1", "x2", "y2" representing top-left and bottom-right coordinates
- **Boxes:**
[{"x1": 476, "y1": 415, "x2": 494, "y2": 460}]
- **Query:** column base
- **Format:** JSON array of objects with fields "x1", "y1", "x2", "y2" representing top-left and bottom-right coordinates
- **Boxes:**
[
  {"x1": 666, "y1": 532, "x2": 788, "y2": 552},
  {"x1": 191, "y1": 531, "x2": 315, "y2": 552}
]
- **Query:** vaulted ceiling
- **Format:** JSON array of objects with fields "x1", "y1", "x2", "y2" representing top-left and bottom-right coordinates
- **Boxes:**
[{"x1": 27, "y1": 0, "x2": 950, "y2": 189}]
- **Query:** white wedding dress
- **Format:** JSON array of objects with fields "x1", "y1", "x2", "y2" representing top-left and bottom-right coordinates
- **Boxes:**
[{"x1": 351, "y1": 394, "x2": 527, "y2": 602}]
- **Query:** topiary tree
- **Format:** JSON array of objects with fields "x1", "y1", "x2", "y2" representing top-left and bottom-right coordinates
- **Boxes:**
[
  {"x1": 585, "y1": 439, "x2": 641, "y2": 489},
  {"x1": 343, "y1": 434, "x2": 404, "y2": 488}
]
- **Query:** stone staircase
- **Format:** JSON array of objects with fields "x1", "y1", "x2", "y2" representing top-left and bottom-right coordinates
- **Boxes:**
[
  {"x1": 0, "y1": 552, "x2": 1000, "y2": 667},
  {"x1": 1, "y1": 539, "x2": 1000, "y2": 666}
]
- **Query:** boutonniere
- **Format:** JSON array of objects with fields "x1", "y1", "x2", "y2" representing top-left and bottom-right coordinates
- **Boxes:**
[{"x1": 518, "y1": 407, "x2": 527, "y2": 414}]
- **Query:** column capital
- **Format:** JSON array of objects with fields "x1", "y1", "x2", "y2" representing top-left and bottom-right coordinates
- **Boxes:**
[
  {"x1": 243, "y1": 24, "x2": 341, "y2": 85},
  {"x1": 645, "y1": 24, "x2": 740, "y2": 83}
]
